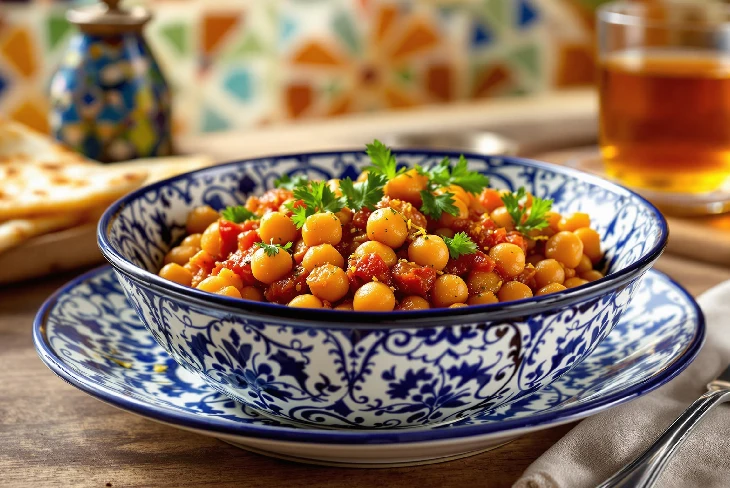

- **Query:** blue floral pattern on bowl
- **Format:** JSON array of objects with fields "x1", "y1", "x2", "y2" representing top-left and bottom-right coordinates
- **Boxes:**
[
  {"x1": 35, "y1": 267, "x2": 702, "y2": 450},
  {"x1": 98, "y1": 151, "x2": 668, "y2": 428}
]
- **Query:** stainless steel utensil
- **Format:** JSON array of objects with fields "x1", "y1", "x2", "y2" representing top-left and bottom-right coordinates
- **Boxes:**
[{"x1": 598, "y1": 363, "x2": 730, "y2": 488}]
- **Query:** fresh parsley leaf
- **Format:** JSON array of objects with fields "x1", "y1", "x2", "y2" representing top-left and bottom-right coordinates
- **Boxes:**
[
  {"x1": 420, "y1": 190, "x2": 459, "y2": 220},
  {"x1": 417, "y1": 155, "x2": 489, "y2": 194},
  {"x1": 443, "y1": 232, "x2": 478, "y2": 259},
  {"x1": 221, "y1": 205, "x2": 259, "y2": 223},
  {"x1": 365, "y1": 139, "x2": 403, "y2": 180},
  {"x1": 254, "y1": 240, "x2": 293, "y2": 257},
  {"x1": 339, "y1": 173, "x2": 387, "y2": 211},
  {"x1": 287, "y1": 180, "x2": 346, "y2": 228},
  {"x1": 500, "y1": 187, "x2": 553, "y2": 234},
  {"x1": 274, "y1": 174, "x2": 308, "y2": 190},
  {"x1": 449, "y1": 155, "x2": 489, "y2": 193}
]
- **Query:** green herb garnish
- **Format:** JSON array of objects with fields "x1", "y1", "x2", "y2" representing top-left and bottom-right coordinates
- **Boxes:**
[
  {"x1": 365, "y1": 139, "x2": 405, "y2": 180},
  {"x1": 419, "y1": 190, "x2": 458, "y2": 220},
  {"x1": 254, "y1": 240, "x2": 293, "y2": 256},
  {"x1": 288, "y1": 181, "x2": 346, "y2": 229},
  {"x1": 274, "y1": 174, "x2": 308, "y2": 191},
  {"x1": 221, "y1": 205, "x2": 259, "y2": 223},
  {"x1": 443, "y1": 231, "x2": 478, "y2": 259},
  {"x1": 417, "y1": 155, "x2": 489, "y2": 194},
  {"x1": 501, "y1": 187, "x2": 553, "y2": 234},
  {"x1": 339, "y1": 173, "x2": 387, "y2": 211}
]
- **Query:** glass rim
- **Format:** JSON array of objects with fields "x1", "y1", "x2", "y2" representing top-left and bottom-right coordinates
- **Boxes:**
[{"x1": 598, "y1": 0, "x2": 730, "y2": 31}]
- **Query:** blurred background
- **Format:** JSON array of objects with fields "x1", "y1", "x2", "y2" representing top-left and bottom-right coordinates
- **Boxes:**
[{"x1": 0, "y1": 0, "x2": 605, "y2": 136}]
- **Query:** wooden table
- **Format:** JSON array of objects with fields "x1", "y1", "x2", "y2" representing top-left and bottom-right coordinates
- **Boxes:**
[{"x1": 2, "y1": 102, "x2": 730, "y2": 486}]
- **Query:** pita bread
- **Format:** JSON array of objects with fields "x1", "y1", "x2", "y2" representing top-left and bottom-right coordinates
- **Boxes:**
[
  {"x1": 0, "y1": 162, "x2": 148, "y2": 220},
  {"x1": 113, "y1": 154, "x2": 216, "y2": 184},
  {"x1": 0, "y1": 120, "x2": 96, "y2": 166},
  {"x1": 0, "y1": 213, "x2": 83, "y2": 254}
]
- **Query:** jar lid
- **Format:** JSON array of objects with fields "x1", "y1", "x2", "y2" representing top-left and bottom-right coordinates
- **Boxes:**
[{"x1": 67, "y1": 0, "x2": 152, "y2": 34}]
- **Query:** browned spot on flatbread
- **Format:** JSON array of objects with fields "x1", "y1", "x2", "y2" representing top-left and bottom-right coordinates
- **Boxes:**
[
  {"x1": 6, "y1": 167, "x2": 18, "y2": 176},
  {"x1": 124, "y1": 173, "x2": 140, "y2": 181},
  {"x1": 52, "y1": 176, "x2": 71, "y2": 185},
  {"x1": 33, "y1": 189, "x2": 48, "y2": 196},
  {"x1": 41, "y1": 163, "x2": 62, "y2": 171},
  {"x1": 72, "y1": 179, "x2": 89, "y2": 187}
]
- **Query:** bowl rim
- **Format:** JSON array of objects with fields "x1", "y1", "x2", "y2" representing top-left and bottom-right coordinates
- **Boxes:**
[{"x1": 98, "y1": 148, "x2": 669, "y2": 327}]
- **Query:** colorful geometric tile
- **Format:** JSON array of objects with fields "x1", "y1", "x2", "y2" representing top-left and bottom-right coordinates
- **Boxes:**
[
  {"x1": 202, "y1": 13, "x2": 242, "y2": 55},
  {"x1": 47, "y1": 14, "x2": 73, "y2": 52},
  {"x1": 10, "y1": 97, "x2": 49, "y2": 133},
  {"x1": 159, "y1": 22, "x2": 188, "y2": 57},
  {"x1": 223, "y1": 67, "x2": 253, "y2": 102},
  {"x1": 509, "y1": 44, "x2": 540, "y2": 78},
  {"x1": 332, "y1": 10, "x2": 360, "y2": 56},
  {"x1": 229, "y1": 32, "x2": 265, "y2": 57},
  {"x1": 517, "y1": 0, "x2": 539, "y2": 29},
  {"x1": 471, "y1": 21, "x2": 493, "y2": 49},
  {"x1": 202, "y1": 106, "x2": 231, "y2": 133},
  {"x1": 1, "y1": 26, "x2": 37, "y2": 78},
  {"x1": 0, "y1": 70, "x2": 7, "y2": 99}
]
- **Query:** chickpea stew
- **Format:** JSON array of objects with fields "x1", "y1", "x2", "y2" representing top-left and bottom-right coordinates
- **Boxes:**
[{"x1": 158, "y1": 141, "x2": 605, "y2": 311}]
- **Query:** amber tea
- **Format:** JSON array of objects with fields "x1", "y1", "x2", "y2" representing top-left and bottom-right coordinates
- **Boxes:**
[{"x1": 599, "y1": 49, "x2": 730, "y2": 194}]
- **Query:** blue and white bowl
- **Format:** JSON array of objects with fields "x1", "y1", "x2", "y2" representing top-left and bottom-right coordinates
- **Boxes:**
[{"x1": 98, "y1": 150, "x2": 668, "y2": 429}]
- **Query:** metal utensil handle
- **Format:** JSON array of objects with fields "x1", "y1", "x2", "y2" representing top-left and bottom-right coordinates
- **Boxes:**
[{"x1": 598, "y1": 388, "x2": 730, "y2": 488}]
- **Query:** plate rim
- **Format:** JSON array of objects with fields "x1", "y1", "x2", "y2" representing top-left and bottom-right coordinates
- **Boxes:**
[{"x1": 33, "y1": 265, "x2": 705, "y2": 446}]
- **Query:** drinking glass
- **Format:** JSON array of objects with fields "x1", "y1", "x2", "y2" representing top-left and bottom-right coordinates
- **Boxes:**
[{"x1": 598, "y1": 1, "x2": 730, "y2": 215}]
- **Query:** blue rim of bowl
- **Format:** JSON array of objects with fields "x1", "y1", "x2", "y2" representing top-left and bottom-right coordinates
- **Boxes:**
[
  {"x1": 33, "y1": 266, "x2": 703, "y2": 445},
  {"x1": 97, "y1": 149, "x2": 669, "y2": 328}
]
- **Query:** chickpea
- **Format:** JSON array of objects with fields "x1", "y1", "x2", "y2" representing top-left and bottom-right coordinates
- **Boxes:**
[
  {"x1": 545, "y1": 231, "x2": 584, "y2": 269},
  {"x1": 450, "y1": 303, "x2": 468, "y2": 308},
  {"x1": 353, "y1": 282, "x2": 396, "y2": 311},
  {"x1": 302, "y1": 212, "x2": 342, "y2": 247},
  {"x1": 437, "y1": 197, "x2": 469, "y2": 227},
  {"x1": 558, "y1": 212, "x2": 590, "y2": 232},
  {"x1": 385, "y1": 169, "x2": 428, "y2": 206},
  {"x1": 468, "y1": 291, "x2": 499, "y2": 306},
  {"x1": 490, "y1": 206, "x2": 514, "y2": 230},
  {"x1": 408, "y1": 235, "x2": 449, "y2": 271},
  {"x1": 432, "y1": 274, "x2": 469, "y2": 308},
  {"x1": 354, "y1": 241, "x2": 397, "y2": 267},
  {"x1": 159, "y1": 263, "x2": 193, "y2": 286},
  {"x1": 306, "y1": 264, "x2": 350, "y2": 302},
  {"x1": 536, "y1": 283, "x2": 567, "y2": 296},
  {"x1": 366, "y1": 208, "x2": 408, "y2": 248},
  {"x1": 240, "y1": 286, "x2": 264, "y2": 301},
  {"x1": 575, "y1": 254, "x2": 593, "y2": 274},
  {"x1": 574, "y1": 227, "x2": 602, "y2": 264},
  {"x1": 467, "y1": 271, "x2": 502, "y2": 295},
  {"x1": 200, "y1": 221, "x2": 223, "y2": 257},
  {"x1": 302, "y1": 244, "x2": 345, "y2": 271},
  {"x1": 186, "y1": 205, "x2": 220, "y2": 234},
  {"x1": 258, "y1": 211, "x2": 297, "y2": 245},
  {"x1": 164, "y1": 245, "x2": 198, "y2": 266},
  {"x1": 497, "y1": 281, "x2": 533, "y2": 302},
  {"x1": 580, "y1": 270, "x2": 604, "y2": 282},
  {"x1": 489, "y1": 243, "x2": 526, "y2": 278},
  {"x1": 181, "y1": 233, "x2": 202, "y2": 249},
  {"x1": 438, "y1": 185, "x2": 470, "y2": 208},
  {"x1": 334, "y1": 300, "x2": 354, "y2": 311},
  {"x1": 397, "y1": 296, "x2": 430, "y2": 311},
  {"x1": 251, "y1": 246, "x2": 293, "y2": 284},
  {"x1": 564, "y1": 277, "x2": 589, "y2": 288},
  {"x1": 196, "y1": 276, "x2": 242, "y2": 298},
  {"x1": 545, "y1": 211, "x2": 562, "y2": 232},
  {"x1": 289, "y1": 294, "x2": 323, "y2": 309},
  {"x1": 217, "y1": 268, "x2": 243, "y2": 290},
  {"x1": 534, "y1": 259, "x2": 566, "y2": 288},
  {"x1": 335, "y1": 207, "x2": 352, "y2": 226}
]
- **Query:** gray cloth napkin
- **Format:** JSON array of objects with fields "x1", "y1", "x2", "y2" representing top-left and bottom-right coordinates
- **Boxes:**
[{"x1": 514, "y1": 280, "x2": 730, "y2": 488}]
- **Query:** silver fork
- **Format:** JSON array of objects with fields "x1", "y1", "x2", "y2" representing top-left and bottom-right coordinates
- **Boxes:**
[{"x1": 598, "y1": 363, "x2": 730, "y2": 488}]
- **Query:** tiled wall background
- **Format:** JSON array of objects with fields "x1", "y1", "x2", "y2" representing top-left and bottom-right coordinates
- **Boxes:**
[{"x1": 0, "y1": 0, "x2": 606, "y2": 136}]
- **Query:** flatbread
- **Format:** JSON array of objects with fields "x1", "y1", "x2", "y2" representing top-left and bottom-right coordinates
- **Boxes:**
[
  {"x1": 114, "y1": 154, "x2": 216, "y2": 184},
  {"x1": 0, "y1": 162, "x2": 148, "y2": 220},
  {"x1": 0, "y1": 120, "x2": 96, "y2": 166},
  {"x1": 0, "y1": 213, "x2": 83, "y2": 254}
]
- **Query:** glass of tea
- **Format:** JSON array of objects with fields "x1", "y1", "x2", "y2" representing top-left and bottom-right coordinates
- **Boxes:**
[{"x1": 598, "y1": 1, "x2": 730, "y2": 215}]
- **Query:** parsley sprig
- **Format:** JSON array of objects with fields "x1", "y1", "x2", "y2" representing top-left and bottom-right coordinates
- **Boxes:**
[
  {"x1": 274, "y1": 174, "x2": 308, "y2": 191},
  {"x1": 287, "y1": 181, "x2": 346, "y2": 229},
  {"x1": 339, "y1": 173, "x2": 387, "y2": 212},
  {"x1": 420, "y1": 190, "x2": 458, "y2": 220},
  {"x1": 500, "y1": 187, "x2": 553, "y2": 234},
  {"x1": 418, "y1": 155, "x2": 489, "y2": 194},
  {"x1": 365, "y1": 139, "x2": 405, "y2": 180},
  {"x1": 443, "y1": 232, "x2": 478, "y2": 259},
  {"x1": 254, "y1": 240, "x2": 293, "y2": 257},
  {"x1": 221, "y1": 205, "x2": 259, "y2": 223}
]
